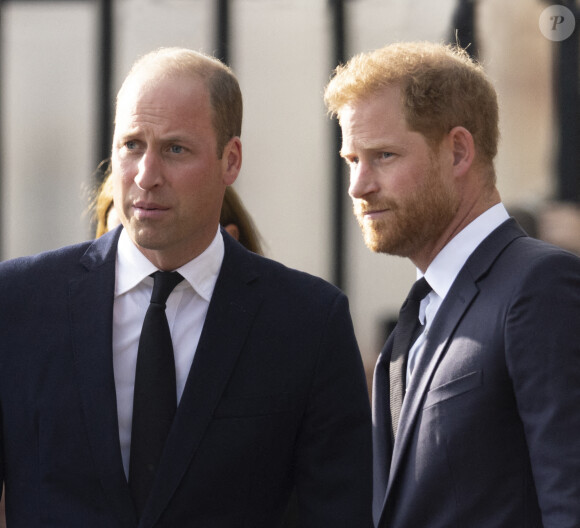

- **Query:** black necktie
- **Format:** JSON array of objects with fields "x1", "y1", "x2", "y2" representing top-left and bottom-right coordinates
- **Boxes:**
[
  {"x1": 389, "y1": 277, "x2": 431, "y2": 441},
  {"x1": 129, "y1": 271, "x2": 184, "y2": 517}
]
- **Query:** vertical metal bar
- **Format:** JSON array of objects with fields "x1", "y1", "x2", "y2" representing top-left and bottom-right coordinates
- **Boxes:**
[
  {"x1": 216, "y1": 0, "x2": 230, "y2": 65},
  {"x1": 555, "y1": 3, "x2": 579, "y2": 202},
  {"x1": 329, "y1": 0, "x2": 347, "y2": 290},
  {"x1": 449, "y1": 0, "x2": 478, "y2": 58},
  {"x1": 0, "y1": 0, "x2": 4, "y2": 260},
  {"x1": 97, "y1": 0, "x2": 114, "y2": 184}
]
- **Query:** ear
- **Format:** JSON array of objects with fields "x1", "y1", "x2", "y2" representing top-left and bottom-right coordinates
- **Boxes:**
[
  {"x1": 448, "y1": 126, "x2": 475, "y2": 178},
  {"x1": 221, "y1": 136, "x2": 242, "y2": 186},
  {"x1": 223, "y1": 223, "x2": 240, "y2": 241}
]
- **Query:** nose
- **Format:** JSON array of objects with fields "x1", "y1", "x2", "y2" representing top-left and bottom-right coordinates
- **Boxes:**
[
  {"x1": 134, "y1": 149, "x2": 164, "y2": 191},
  {"x1": 348, "y1": 161, "x2": 378, "y2": 199}
]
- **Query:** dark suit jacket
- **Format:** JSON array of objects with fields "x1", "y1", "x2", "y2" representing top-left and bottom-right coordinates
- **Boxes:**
[
  {"x1": 373, "y1": 219, "x2": 580, "y2": 528},
  {"x1": 0, "y1": 227, "x2": 373, "y2": 527}
]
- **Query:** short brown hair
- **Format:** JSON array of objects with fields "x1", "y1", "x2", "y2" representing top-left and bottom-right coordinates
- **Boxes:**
[
  {"x1": 324, "y1": 41, "x2": 499, "y2": 166},
  {"x1": 117, "y1": 47, "x2": 243, "y2": 157}
]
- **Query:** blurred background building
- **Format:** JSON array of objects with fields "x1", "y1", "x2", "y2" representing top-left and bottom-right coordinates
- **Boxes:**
[{"x1": 0, "y1": 0, "x2": 578, "y2": 384}]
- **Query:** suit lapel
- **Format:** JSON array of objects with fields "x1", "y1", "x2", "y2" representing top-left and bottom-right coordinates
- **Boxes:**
[
  {"x1": 381, "y1": 219, "x2": 527, "y2": 521},
  {"x1": 388, "y1": 278, "x2": 478, "y2": 482},
  {"x1": 140, "y1": 233, "x2": 264, "y2": 527},
  {"x1": 69, "y1": 227, "x2": 138, "y2": 527}
]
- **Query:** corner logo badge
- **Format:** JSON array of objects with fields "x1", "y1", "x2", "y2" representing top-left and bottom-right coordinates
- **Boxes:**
[{"x1": 539, "y1": 5, "x2": 576, "y2": 41}]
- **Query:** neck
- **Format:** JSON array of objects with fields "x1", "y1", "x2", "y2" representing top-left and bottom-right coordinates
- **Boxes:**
[
  {"x1": 412, "y1": 187, "x2": 501, "y2": 273},
  {"x1": 137, "y1": 236, "x2": 217, "y2": 272}
]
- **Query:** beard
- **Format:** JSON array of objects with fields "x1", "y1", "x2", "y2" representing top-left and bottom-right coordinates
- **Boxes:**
[{"x1": 353, "y1": 163, "x2": 460, "y2": 258}]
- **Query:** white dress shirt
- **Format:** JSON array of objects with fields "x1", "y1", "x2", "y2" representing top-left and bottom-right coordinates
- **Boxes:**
[
  {"x1": 113, "y1": 228, "x2": 224, "y2": 478},
  {"x1": 406, "y1": 203, "x2": 510, "y2": 383}
]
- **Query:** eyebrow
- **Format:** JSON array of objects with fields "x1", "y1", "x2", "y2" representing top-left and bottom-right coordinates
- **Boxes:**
[
  {"x1": 160, "y1": 135, "x2": 193, "y2": 144},
  {"x1": 115, "y1": 130, "x2": 195, "y2": 145},
  {"x1": 340, "y1": 140, "x2": 396, "y2": 157}
]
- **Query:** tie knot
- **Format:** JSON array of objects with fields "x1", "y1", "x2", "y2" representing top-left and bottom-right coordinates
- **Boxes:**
[
  {"x1": 150, "y1": 271, "x2": 184, "y2": 306},
  {"x1": 407, "y1": 277, "x2": 431, "y2": 302}
]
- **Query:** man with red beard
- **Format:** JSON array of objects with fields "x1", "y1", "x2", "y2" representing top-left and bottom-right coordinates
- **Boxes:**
[{"x1": 325, "y1": 41, "x2": 580, "y2": 528}]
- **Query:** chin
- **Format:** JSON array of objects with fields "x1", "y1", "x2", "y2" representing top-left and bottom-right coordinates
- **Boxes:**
[
  {"x1": 364, "y1": 235, "x2": 389, "y2": 254},
  {"x1": 362, "y1": 226, "x2": 389, "y2": 253},
  {"x1": 129, "y1": 228, "x2": 164, "y2": 251},
  {"x1": 363, "y1": 230, "x2": 410, "y2": 257}
]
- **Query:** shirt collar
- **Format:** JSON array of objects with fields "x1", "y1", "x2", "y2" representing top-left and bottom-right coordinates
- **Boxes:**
[
  {"x1": 115, "y1": 227, "x2": 224, "y2": 302},
  {"x1": 419, "y1": 203, "x2": 510, "y2": 299}
]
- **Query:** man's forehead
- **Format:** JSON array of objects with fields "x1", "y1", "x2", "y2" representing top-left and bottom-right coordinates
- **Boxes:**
[
  {"x1": 115, "y1": 74, "x2": 208, "y2": 123},
  {"x1": 117, "y1": 71, "x2": 206, "y2": 109}
]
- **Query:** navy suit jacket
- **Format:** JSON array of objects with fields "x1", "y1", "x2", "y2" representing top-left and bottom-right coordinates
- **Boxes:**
[
  {"x1": 373, "y1": 219, "x2": 580, "y2": 528},
  {"x1": 0, "y1": 227, "x2": 373, "y2": 527}
]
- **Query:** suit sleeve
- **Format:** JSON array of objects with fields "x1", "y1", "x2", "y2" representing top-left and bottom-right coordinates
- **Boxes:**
[
  {"x1": 505, "y1": 250, "x2": 580, "y2": 527},
  {"x1": 292, "y1": 291, "x2": 373, "y2": 527}
]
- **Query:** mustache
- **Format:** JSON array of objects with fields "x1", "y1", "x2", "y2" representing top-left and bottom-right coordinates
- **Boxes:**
[{"x1": 353, "y1": 198, "x2": 397, "y2": 216}]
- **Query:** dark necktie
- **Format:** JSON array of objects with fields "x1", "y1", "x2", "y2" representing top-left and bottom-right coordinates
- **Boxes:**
[
  {"x1": 389, "y1": 277, "x2": 431, "y2": 441},
  {"x1": 129, "y1": 271, "x2": 184, "y2": 517}
]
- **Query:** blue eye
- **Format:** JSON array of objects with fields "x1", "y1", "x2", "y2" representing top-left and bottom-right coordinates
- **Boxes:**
[
  {"x1": 126, "y1": 140, "x2": 138, "y2": 150},
  {"x1": 380, "y1": 152, "x2": 393, "y2": 160},
  {"x1": 170, "y1": 145, "x2": 184, "y2": 154}
]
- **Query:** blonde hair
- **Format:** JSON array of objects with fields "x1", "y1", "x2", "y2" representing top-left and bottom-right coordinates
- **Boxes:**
[
  {"x1": 92, "y1": 169, "x2": 114, "y2": 238},
  {"x1": 220, "y1": 186, "x2": 264, "y2": 255},
  {"x1": 324, "y1": 41, "x2": 499, "y2": 167},
  {"x1": 117, "y1": 47, "x2": 242, "y2": 157}
]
